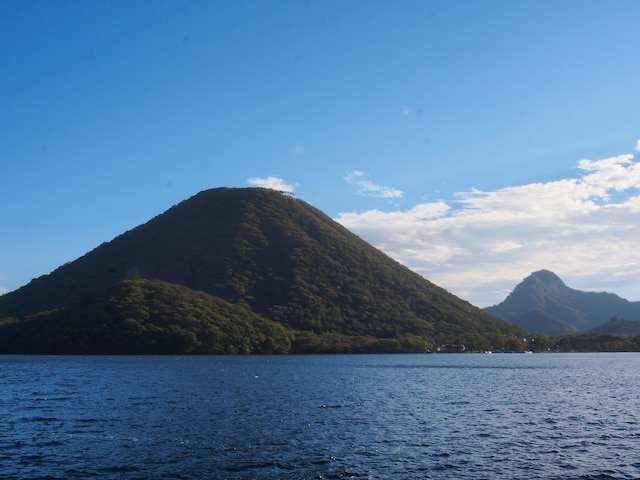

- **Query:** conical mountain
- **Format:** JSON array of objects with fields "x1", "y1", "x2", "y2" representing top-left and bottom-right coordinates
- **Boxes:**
[
  {"x1": 0, "y1": 187, "x2": 521, "y2": 353},
  {"x1": 485, "y1": 269, "x2": 640, "y2": 334}
]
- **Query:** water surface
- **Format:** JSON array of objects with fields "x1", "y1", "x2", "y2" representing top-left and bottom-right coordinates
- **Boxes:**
[{"x1": 1, "y1": 353, "x2": 639, "y2": 479}]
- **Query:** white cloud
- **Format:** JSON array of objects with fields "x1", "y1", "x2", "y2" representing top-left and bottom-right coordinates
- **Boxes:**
[
  {"x1": 344, "y1": 170, "x2": 403, "y2": 199},
  {"x1": 336, "y1": 150, "x2": 640, "y2": 307},
  {"x1": 291, "y1": 145, "x2": 305, "y2": 155},
  {"x1": 247, "y1": 176, "x2": 295, "y2": 193},
  {"x1": 635, "y1": 139, "x2": 640, "y2": 152}
]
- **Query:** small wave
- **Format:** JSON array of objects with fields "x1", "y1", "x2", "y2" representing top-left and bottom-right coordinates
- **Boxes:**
[
  {"x1": 19, "y1": 416, "x2": 59, "y2": 423},
  {"x1": 98, "y1": 465, "x2": 140, "y2": 473},
  {"x1": 74, "y1": 418, "x2": 102, "y2": 423}
]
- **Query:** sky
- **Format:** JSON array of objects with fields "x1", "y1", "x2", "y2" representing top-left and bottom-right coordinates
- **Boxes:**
[{"x1": 2, "y1": 0, "x2": 640, "y2": 308}]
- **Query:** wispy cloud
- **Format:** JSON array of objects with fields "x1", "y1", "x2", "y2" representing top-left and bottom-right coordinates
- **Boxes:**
[
  {"x1": 344, "y1": 171, "x2": 403, "y2": 199},
  {"x1": 635, "y1": 138, "x2": 640, "y2": 152},
  {"x1": 291, "y1": 145, "x2": 305, "y2": 155},
  {"x1": 247, "y1": 176, "x2": 295, "y2": 193},
  {"x1": 337, "y1": 146, "x2": 640, "y2": 307}
]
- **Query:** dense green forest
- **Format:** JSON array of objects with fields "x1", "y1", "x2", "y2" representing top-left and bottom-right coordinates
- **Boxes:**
[
  {"x1": 477, "y1": 331, "x2": 640, "y2": 353},
  {"x1": 0, "y1": 279, "x2": 453, "y2": 354},
  {"x1": 0, "y1": 276, "x2": 523, "y2": 354},
  {"x1": 551, "y1": 333, "x2": 640, "y2": 352},
  {"x1": 0, "y1": 280, "x2": 292, "y2": 354}
]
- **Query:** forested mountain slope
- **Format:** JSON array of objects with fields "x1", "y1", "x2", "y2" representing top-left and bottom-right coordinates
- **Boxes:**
[{"x1": 0, "y1": 188, "x2": 521, "y2": 353}]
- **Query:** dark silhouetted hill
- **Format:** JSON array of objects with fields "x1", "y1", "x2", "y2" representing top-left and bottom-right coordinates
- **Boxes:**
[
  {"x1": 0, "y1": 187, "x2": 521, "y2": 353},
  {"x1": 590, "y1": 317, "x2": 640, "y2": 335},
  {"x1": 485, "y1": 270, "x2": 640, "y2": 335}
]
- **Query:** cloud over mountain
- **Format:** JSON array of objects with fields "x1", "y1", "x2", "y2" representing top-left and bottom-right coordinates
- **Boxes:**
[
  {"x1": 337, "y1": 144, "x2": 640, "y2": 307},
  {"x1": 247, "y1": 176, "x2": 295, "y2": 193}
]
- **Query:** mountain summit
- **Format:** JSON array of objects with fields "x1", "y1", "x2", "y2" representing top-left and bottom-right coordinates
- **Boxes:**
[
  {"x1": 0, "y1": 187, "x2": 520, "y2": 353},
  {"x1": 485, "y1": 270, "x2": 640, "y2": 335}
]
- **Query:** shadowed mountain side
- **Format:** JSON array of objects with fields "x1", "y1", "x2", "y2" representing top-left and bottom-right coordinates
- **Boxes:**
[
  {"x1": 508, "y1": 309, "x2": 579, "y2": 336},
  {"x1": 485, "y1": 270, "x2": 640, "y2": 335},
  {"x1": 0, "y1": 187, "x2": 522, "y2": 353},
  {"x1": 590, "y1": 317, "x2": 640, "y2": 335}
]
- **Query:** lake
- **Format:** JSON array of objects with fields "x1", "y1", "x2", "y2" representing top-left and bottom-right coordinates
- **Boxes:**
[{"x1": 1, "y1": 353, "x2": 639, "y2": 479}]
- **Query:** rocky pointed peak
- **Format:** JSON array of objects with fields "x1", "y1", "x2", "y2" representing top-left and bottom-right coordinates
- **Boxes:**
[
  {"x1": 524, "y1": 269, "x2": 567, "y2": 289},
  {"x1": 485, "y1": 269, "x2": 640, "y2": 335},
  {"x1": 501, "y1": 269, "x2": 571, "y2": 312}
]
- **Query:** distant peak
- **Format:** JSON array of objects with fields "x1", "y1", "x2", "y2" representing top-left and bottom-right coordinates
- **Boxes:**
[
  {"x1": 501, "y1": 269, "x2": 569, "y2": 306},
  {"x1": 527, "y1": 269, "x2": 565, "y2": 286},
  {"x1": 530, "y1": 269, "x2": 559, "y2": 277}
]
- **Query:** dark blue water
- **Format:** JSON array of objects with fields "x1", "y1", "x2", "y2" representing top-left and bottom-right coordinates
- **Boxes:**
[{"x1": 1, "y1": 353, "x2": 640, "y2": 479}]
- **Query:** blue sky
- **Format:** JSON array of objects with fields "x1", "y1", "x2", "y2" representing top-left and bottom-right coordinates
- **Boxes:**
[{"x1": 2, "y1": 0, "x2": 640, "y2": 307}]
